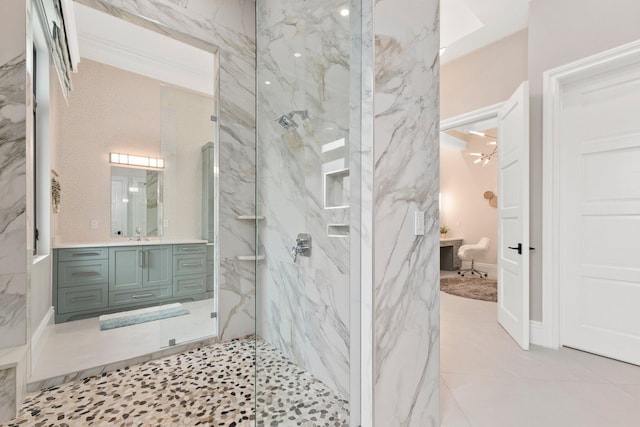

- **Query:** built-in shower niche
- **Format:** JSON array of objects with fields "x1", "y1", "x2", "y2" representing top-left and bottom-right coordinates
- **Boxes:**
[{"x1": 323, "y1": 168, "x2": 350, "y2": 209}]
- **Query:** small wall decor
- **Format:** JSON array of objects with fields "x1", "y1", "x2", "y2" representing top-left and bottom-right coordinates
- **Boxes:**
[
  {"x1": 484, "y1": 190, "x2": 497, "y2": 208},
  {"x1": 52, "y1": 170, "x2": 61, "y2": 213}
]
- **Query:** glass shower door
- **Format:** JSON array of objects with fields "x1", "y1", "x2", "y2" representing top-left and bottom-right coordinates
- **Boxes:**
[
  {"x1": 156, "y1": 69, "x2": 220, "y2": 349},
  {"x1": 255, "y1": 0, "x2": 362, "y2": 425}
]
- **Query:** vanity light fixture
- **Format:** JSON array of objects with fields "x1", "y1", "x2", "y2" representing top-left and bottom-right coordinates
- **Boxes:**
[
  {"x1": 110, "y1": 153, "x2": 165, "y2": 169},
  {"x1": 265, "y1": 80, "x2": 272, "y2": 85},
  {"x1": 294, "y1": 52, "x2": 302, "y2": 58},
  {"x1": 340, "y1": 8, "x2": 350, "y2": 17}
]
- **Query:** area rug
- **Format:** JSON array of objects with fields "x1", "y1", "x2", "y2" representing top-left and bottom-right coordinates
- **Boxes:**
[
  {"x1": 99, "y1": 303, "x2": 190, "y2": 331},
  {"x1": 440, "y1": 276, "x2": 497, "y2": 302}
]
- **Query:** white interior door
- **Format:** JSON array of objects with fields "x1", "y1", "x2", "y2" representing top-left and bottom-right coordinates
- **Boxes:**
[
  {"x1": 562, "y1": 60, "x2": 640, "y2": 365},
  {"x1": 497, "y1": 82, "x2": 530, "y2": 350}
]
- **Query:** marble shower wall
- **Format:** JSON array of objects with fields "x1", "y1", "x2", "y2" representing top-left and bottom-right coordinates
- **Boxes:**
[
  {"x1": 371, "y1": 0, "x2": 440, "y2": 425},
  {"x1": 256, "y1": 0, "x2": 353, "y2": 399},
  {"x1": 0, "y1": 0, "x2": 28, "y2": 351},
  {"x1": 76, "y1": 0, "x2": 256, "y2": 340}
]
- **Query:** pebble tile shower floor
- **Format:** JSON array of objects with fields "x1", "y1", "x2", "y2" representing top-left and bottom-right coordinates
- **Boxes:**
[{"x1": 2, "y1": 338, "x2": 348, "y2": 426}]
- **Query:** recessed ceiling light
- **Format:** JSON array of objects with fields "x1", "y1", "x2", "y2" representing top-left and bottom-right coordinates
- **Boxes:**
[
  {"x1": 294, "y1": 52, "x2": 302, "y2": 58},
  {"x1": 265, "y1": 81, "x2": 272, "y2": 85},
  {"x1": 340, "y1": 8, "x2": 349, "y2": 17},
  {"x1": 439, "y1": 47, "x2": 447, "y2": 56}
]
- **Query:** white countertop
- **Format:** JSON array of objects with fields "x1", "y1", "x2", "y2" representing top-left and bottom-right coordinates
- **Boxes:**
[{"x1": 53, "y1": 239, "x2": 208, "y2": 249}]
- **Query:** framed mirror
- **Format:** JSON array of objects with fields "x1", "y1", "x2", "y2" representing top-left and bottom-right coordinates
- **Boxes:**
[{"x1": 110, "y1": 166, "x2": 163, "y2": 238}]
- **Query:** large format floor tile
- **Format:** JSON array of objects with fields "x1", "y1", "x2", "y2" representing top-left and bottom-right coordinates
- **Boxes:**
[
  {"x1": 441, "y1": 286, "x2": 640, "y2": 427},
  {"x1": 31, "y1": 299, "x2": 218, "y2": 382}
]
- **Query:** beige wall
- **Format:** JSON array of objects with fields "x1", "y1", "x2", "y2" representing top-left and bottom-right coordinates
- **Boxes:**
[
  {"x1": 441, "y1": 29, "x2": 528, "y2": 120},
  {"x1": 160, "y1": 85, "x2": 214, "y2": 240},
  {"x1": 440, "y1": 131, "x2": 498, "y2": 264},
  {"x1": 528, "y1": 0, "x2": 640, "y2": 321},
  {"x1": 53, "y1": 59, "x2": 212, "y2": 243}
]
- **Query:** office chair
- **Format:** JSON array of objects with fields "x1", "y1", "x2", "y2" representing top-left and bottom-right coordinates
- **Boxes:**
[{"x1": 457, "y1": 237, "x2": 490, "y2": 277}]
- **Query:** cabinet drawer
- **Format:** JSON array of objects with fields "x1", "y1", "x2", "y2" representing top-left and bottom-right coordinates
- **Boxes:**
[
  {"x1": 174, "y1": 274, "x2": 206, "y2": 297},
  {"x1": 109, "y1": 286, "x2": 172, "y2": 306},
  {"x1": 173, "y1": 244, "x2": 205, "y2": 255},
  {"x1": 58, "y1": 260, "x2": 109, "y2": 288},
  {"x1": 57, "y1": 247, "x2": 108, "y2": 261},
  {"x1": 173, "y1": 254, "x2": 205, "y2": 276},
  {"x1": 58, "y1": 284, "x2": 108, "y2": 314}
]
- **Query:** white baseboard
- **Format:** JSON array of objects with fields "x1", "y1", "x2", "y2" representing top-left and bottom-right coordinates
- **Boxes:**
[
  {"x1": 530, "y1": 320, "x2": 543, "y2": 346},
  {"x1": 460, "y1": 262, "x2": 497, "y2": 279},
  {"x1": 30, "y1": 307, "x2": 54, "y2": 369}
]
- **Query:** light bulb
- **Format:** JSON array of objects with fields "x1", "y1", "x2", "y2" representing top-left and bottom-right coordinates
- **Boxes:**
[
  {"x1": 340, "y1": 8, "x2": 349, "y2": 16},
  {"x1": 468, "y1": 130, "x2": 485, "y2": 137}
]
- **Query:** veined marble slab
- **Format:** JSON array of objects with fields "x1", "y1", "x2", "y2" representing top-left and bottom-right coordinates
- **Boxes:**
[
  {"x1": 371, "y1": 0, "x2": 441, "y2": 425},
  {"x1": 0, "y1": 2, "x2": 28, "y2": 351},
  {"x1": 256, "y1": 0, "x2": 353, "y2": 401}
]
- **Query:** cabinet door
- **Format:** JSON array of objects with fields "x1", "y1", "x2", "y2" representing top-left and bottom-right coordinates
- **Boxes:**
[
  {"x1": 143, "y1": 245, "x2": 173, "y2": 288},
  {"x1": 109, "y1": 247, "x2": 143, "y2": 291}
]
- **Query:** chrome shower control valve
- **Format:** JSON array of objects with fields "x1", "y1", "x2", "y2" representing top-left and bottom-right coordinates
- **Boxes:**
[{"x1": 290, "y1": 233, "x2": 312, "y2": 262}]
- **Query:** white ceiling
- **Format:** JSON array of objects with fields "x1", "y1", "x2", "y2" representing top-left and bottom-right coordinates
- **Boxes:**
[
  {"x1": 73, "y1": 3, "x2": 215, "y2": 96},
  {"x1": 441, "y1": 0, "x2": 530, "y2": 64}
]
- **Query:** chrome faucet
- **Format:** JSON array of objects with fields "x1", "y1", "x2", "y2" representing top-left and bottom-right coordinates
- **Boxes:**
[{"x1": 291, "y1": 233, "x2": 312, "y2": 263}]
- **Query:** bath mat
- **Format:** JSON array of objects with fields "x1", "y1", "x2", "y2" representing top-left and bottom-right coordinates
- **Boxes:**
[
  {"x1": 99, "y1": 303, "x2": 190, "y2": 331},
  {"x1": 440, "y1": 276, "x2": 497, "y2": 302}
]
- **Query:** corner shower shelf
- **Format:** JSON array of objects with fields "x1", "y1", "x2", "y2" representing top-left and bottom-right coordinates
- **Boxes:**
[
  {"x1": 236, "y1": 255, "x2": 266, "y2": 261},
  {"x1": 236, "y1": 215, "x2": 265, "y2": 220}
]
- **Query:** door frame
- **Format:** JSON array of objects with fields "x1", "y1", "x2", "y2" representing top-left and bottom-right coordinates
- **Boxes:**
[
  {"x1": 440, "y1": 102, "x2": 504, "y2": 278},
  {"x1": 542, "y1": 39, "x2": 640, "y2": 349},
  {"x1": 440, "y1": 102, "x2": 505, "y2": 133}
]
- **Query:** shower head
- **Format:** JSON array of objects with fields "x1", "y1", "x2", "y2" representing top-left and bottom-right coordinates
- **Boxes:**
[
  {"x1": 275, "y1": 109, "x2": 310, "y2": 132},
  {"x1": 275, "y1": 113, "x2": 299, "y2": 132}
]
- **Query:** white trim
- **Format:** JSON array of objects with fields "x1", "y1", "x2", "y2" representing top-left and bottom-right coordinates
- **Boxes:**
[
  {"x1": 529, "y1": 320, "x2": 543, "y2": 346},
  {"x1": 29, "y1": 307, "x2": 54, "y2": 371},
  {"x1": 60, "y1": 0, "x2": 80, "y2": 71},
  {"x1": 542, "y1": 39, "x2": 640, "y2": 350},
  {"x1": 440, "y1": 102, "x2": 505, "y2": 132}
]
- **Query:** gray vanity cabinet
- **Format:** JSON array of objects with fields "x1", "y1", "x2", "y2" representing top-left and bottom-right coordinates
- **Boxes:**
[
  {"x1": 54, "y1": 243, "x2": 207, "y2": 323},
  {"x1": 173, "y1": 244, "x2": 206, "y2": 297},
  {"x1": 108, "y1": 245, "x2": 173, "y2": 307},
  {"x1": 54, "y1": 248, "x2": 109, "y2": 319}
]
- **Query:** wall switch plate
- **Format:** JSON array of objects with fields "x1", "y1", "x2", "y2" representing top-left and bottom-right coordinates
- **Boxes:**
[
  {"x1": 163, "y1": 219, "x2": 170, "y2": 228},
  {"x1": 414, "y1": 211, "x2": 425, "y2": 235},
  {"x1": 90, "y1": 220, "x2": 98, "y2": 230}
]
